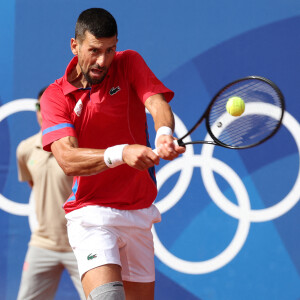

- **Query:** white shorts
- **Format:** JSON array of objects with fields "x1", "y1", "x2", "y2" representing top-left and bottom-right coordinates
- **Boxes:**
[{"x1": 66, "y1": 204, "x2": 161, "y2": 282}]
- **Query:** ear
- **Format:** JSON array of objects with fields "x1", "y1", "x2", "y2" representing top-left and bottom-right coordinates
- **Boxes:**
[{"x1": 70, "y1": 38, "x2": 79, "y2": 55}]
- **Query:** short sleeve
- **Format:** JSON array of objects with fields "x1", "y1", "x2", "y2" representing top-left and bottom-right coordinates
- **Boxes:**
[
  {"x1": 41, "y1": 85, "x2": 76, "y2": 152},
  {"x1": 16, "y1": 141, "x2": 32, "y2": 182},
  {"x1": 125, "y1": 50, "x2": 174, "y2": 104}
]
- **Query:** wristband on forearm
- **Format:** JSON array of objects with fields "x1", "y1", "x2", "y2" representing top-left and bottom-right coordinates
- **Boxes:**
[
  {"x1": 104, "y1": 144, "x2": 128, "y2": 168},
  {"x1": 155, "y1": 126, "x2": 173, "y2": 148}
]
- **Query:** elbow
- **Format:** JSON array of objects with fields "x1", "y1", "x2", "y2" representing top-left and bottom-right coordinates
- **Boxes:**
[
  {"x1": 63, "y1": 166, "x2": 75, "y2": 176},
  {"x1": 59, "y1": 160, "x2": 76, "y2": 176},
  {"x1": 57, "y1": 155, "x2": 76, "y2": 176}
]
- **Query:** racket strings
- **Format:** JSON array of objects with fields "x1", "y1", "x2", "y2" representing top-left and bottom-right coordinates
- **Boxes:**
[
  {"x1": 207, "y1": 78, "x2": 284, "y2": 148},
  {"x1": 219, "y1": 115, "x2": 278, "y2": 146}
]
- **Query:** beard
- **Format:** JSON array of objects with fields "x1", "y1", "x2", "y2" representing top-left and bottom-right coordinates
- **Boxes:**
[{"x1": 80, "y1": 64, "x2": 108, "y2": 85}]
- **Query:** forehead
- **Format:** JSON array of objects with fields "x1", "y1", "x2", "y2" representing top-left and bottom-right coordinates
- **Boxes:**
[{"x1": 81, "y1": 31, "x2": 117, "y2": 48}]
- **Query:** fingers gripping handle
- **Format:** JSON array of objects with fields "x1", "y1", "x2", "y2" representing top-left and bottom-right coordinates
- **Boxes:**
[
  {"x1": 153, "y1": 139, "x2": 179, "y2": 155},
  {"x1": 153, "y1": 148, "x2": 158, "y2": 155}
]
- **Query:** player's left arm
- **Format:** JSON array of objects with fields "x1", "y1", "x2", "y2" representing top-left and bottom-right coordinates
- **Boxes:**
[{"x1": 145, "y1": 93, "x2": 185, "y2": 160}]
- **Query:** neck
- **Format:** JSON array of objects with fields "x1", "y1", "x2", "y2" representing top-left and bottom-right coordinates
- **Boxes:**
[{"x1": 68, "y1": 64, "x2": 89, "y2": 88}]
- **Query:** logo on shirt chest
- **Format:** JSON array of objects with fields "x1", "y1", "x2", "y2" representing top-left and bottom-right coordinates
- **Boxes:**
[
  {"x1": 109, "y1": 86, "x2": 121, "y2": 96},
  {"x1": 74, "y1": 99, "x2": 83, "y2": 116}
]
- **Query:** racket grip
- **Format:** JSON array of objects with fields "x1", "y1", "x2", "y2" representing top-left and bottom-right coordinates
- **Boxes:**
[{"x1": 152, "y1": 140, "x2": 179, "y2": 155}]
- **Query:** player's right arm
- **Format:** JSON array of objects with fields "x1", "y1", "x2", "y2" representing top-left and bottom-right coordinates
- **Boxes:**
[
  {"x1": 51, "y1": 136, "x2": 159, "y2": 176},
  {"x1": 50, "y1": 136, "x2": 107, "y2": 176},
  {"x1": 42, "y1": 85, "x2": 159, "y2": 176}
]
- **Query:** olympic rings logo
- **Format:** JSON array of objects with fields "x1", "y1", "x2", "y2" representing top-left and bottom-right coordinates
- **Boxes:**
[
  {"x1": 153, "y1": 107, "x2": 300, "y2": 274},
  {"x1": 1, "y1": 100, "x2": 300, "y2": 274}
]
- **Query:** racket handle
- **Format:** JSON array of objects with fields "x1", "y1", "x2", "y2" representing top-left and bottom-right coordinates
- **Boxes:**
[{"x1": 152, "y1": 140, "x2": 179, "y2": 155}]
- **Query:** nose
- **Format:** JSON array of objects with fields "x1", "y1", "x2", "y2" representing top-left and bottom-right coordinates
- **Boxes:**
[{"x1": 96, "y1": 54, "x2": 107, "y2": 68}]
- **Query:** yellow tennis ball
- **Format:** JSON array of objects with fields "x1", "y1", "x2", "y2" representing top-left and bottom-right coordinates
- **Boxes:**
[{"x1": 226, "y1": 96, "x2": 245, "y2": 116}]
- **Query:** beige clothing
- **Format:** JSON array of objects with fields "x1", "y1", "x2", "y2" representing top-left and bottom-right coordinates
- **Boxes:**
[{"x1": 17, "y1": 131, "x2": 73, "y2": 252}]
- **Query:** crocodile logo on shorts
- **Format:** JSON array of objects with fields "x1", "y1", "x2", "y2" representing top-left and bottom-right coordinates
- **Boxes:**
[{"x1": 87, "y1": 253, "x2": 97, "y2": 260}]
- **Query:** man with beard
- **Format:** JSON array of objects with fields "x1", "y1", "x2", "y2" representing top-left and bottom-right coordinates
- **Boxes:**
[{"x1": 41, "y1": 8, "x2": 185, "y2": 300}]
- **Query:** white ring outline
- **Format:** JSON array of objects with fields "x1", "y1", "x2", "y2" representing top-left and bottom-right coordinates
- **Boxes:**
[
  {"x1": 153, "y1": 155, "x2": 251, "y2": 274},
  {"x1": 0, "y1": 99, "x2": 36, "y2": 216},
  {"x1": 202, "y1": 106, "x2": 300, "y2": 222},
  {"x1": 154, "y1": 103, "x2": 300, "y2": 274}
]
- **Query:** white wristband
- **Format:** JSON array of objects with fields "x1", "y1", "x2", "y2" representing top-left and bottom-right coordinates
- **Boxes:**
[
  {"x1": 155, "y1": 126, "x2": 173, "y2": 148},
  {"x1": 104, "y1": 144, "x2": 128, "y2": 168}
]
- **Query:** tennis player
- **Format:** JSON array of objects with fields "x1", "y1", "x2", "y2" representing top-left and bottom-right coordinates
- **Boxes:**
[{"x1": 41, "y1": 8, "x2": 185, "y2": 300}]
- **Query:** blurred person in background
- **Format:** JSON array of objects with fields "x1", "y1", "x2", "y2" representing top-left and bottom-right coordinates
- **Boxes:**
[{"x1": 16, "y1": 87, "x2": 85, "y2": 300}]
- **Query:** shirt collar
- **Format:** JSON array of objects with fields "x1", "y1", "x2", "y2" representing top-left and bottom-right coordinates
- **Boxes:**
[
  {"x1": 61, "y1": 56, "x2": 80, "y2": 96},
  {"x1": 61, "y1": 54, "x2": 116, "y2": 96}
]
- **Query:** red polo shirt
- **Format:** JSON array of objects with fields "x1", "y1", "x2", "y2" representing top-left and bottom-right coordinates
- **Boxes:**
[{"x1": 41, "y1": 50, "x2": 174, "y2": 213}]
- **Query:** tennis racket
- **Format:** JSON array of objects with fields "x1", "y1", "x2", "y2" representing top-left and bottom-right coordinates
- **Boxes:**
[{"x1": 155, "y1": 75, "x2": 285, "y2": 152}]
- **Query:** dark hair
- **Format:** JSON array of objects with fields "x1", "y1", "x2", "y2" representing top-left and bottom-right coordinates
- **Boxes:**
[
  {"x1": 75, "y1": 8, "x2": 118, "y2": 42},
  {"x1": 37, "y1": 86, "x2": 47, "y2": 100}
]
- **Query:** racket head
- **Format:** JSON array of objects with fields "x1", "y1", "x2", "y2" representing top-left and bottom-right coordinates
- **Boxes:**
[{"x1": 205, "y1": 76, "x2": 285, "y2": 149}]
